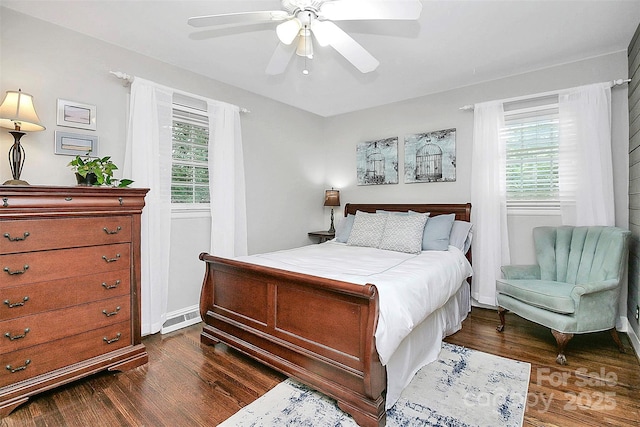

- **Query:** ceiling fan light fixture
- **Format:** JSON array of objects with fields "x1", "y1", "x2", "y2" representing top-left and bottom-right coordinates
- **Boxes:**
[
  {"x1": 276, "y1": 18, "x2": 301, "y2": 44},
  {"x1": 295, "y1": 28, "x2": 313, "y2": 58}
]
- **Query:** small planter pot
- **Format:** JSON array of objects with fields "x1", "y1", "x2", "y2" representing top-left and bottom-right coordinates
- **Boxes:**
[{"x1": 75, "y1": 172, "x2": 98, "y2": 186}]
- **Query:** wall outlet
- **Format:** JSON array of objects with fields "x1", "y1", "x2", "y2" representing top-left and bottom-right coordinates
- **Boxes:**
[{"x1": 636, "y1": 305, "x2": 640, "y2": 321}]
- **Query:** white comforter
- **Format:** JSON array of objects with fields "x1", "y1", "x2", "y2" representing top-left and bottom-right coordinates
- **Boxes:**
[{"x1": 235, "y1": 241, "x2": 473, "y2": 365}]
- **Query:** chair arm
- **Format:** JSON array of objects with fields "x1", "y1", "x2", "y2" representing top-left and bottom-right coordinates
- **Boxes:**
[
  {"x1": 501, "y1": 265, "x2": 540, "y2": 279},
  {"x1": 572, "y1": 279, "x2": 620, "y2": 297}
]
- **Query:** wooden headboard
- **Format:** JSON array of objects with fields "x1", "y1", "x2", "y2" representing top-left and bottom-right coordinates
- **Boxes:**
[
  {"x1": 343, "y1": 202, "x2": 473, "y2": 266},
  {"x1": 344, "y1": 202, "x2": 471, "y2": 222}
]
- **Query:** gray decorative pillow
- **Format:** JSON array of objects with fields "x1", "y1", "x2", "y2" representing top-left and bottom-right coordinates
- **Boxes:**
[
  {"x1": 449, "y1": 220, "x2": 473, "y2": 253},
  {"x1": 335, "y1": 214, "x2": 355, "y2": 243},
  {"x1": 379, "y1": 212, "x2": 429, "y2": 254},
  {"x1": 347, "y1": 211, "x2": 388, "y2": 248},
  {"x1": 422, "y1": 213, "x2": 456, "y2": 251}
]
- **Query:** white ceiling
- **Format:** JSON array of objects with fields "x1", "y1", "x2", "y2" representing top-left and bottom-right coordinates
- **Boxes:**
[{"x1": 3, "y1": 0, "x2": 640, "y2": 117}]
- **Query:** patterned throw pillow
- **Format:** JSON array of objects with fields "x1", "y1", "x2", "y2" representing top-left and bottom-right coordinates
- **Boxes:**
[
  {"x1": 379, "y1": 212, "x2": 429, "y2": 254},
  {"x1": 347, "y1": 211, "x2": 388, "y2": 248}
]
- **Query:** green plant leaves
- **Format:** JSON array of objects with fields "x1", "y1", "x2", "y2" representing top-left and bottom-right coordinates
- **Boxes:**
[{"x1": 67, "y1": 154, "x2": 133, "y2": 187}]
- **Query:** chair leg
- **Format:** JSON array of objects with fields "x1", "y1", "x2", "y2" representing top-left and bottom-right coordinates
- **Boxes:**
[
  {"x1": 610, "y1": 328, "x2": 626, "y2": 353},
  {"x1": 551, "y1": 329, "x2": 574, "y2": 365},
  {"x1": 496, "y1": 307, "x2": 507, "y2": 332}
]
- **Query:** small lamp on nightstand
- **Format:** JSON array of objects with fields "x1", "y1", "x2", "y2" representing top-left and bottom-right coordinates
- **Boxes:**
[
  {"x1": 0, "y1": 89, "x2": 45, "y2": 185},
  {"x1": 324, "y1": 188, "x2": 340, "y2": 233}
]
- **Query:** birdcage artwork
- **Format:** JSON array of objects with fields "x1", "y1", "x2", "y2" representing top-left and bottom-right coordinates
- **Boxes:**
[
  {"x1": 404, "y1": 128, "x2": 456, "y2": 183},
  {"x1": 356, "y1": 137, "x2": 398, "y2": 185}
]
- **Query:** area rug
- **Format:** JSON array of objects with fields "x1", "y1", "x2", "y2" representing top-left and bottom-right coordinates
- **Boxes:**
[{"x1": 218, "y1": 343, "x2": 531, "y2": 427}]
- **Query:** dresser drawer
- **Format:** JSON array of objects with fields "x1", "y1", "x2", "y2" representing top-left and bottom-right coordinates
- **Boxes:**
[
  {"x1": 1, "y1": 295, "x2": 130, "y2": 353},
  {"x1": 0, "y1": 216, "x2": 131, "y2": 255},
  {"x1": 1, "y1": 270, "x2": 130, "y2": 319},
  {"x1": 0, "y1": 321, "x2": 131, "y2": 388},
  {"x1": 1, "y1": 243, "x2": 130, "y2": 287}
]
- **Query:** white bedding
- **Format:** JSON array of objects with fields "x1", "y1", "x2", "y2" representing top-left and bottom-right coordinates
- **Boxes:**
[{"x1": 236, "y1": 241, "x2": 473, "y2": 366}]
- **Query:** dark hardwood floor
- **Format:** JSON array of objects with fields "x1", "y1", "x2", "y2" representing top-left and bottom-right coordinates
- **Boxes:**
[{"x1": 2, "y1": 307, "x2": 639, "y2": 426}]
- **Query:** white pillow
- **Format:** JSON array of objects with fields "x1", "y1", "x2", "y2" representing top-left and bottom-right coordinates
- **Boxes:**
[
  {"x1": 347, "y1": 211, "x2": 388, "y2": 248},
  {"x1": 379, "y1": 212, "x2": 429, "y2": 254}
]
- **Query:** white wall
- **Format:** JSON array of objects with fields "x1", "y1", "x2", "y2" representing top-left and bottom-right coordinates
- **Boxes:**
[
  {"x1": 1, "y1": 7, "x2": 632, "y2": 324},
  {"x1": 0, "y1": 8, "x2": 327, "y2": 314}
]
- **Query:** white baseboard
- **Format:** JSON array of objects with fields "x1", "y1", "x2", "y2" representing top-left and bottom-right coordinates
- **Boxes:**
[
  {"x1": 161, "y1": 304, "x2": 201, "y2": 334},
  {"x1": 622, "y1": 317, "x2": 640, "y2": 362}
]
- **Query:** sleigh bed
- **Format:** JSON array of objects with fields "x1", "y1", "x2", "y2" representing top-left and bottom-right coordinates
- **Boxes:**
[{"x1": 199, "y1": 203, "x2": 472, "y2": 427}]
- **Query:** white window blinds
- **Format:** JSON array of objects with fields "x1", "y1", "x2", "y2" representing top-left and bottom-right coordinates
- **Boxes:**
[
  {"x1": 171, "y1": 103, "x2": 210, "y2": 204},
  {"x1": 503, "y1": 95, "x2": 559, "y2": 208}
]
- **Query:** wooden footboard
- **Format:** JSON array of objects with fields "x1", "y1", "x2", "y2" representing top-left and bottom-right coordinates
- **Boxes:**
[{"x1": 199, "y1": 254, "x2": 387, "y2": 427}]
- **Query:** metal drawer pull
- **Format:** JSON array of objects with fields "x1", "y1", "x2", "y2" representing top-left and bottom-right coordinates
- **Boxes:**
[
  {"x1": 102, "y1": 254, "x2": 121, "y2": 263},
  {"x1": 6, "y1": 359, "x2": 30, "y2": 373},
  {"x1": 4, "y1": 265, "x2": 29, "y2": 275},
  {"x1": 103, "y1": 226, "x2": 122, "y2": 235},
  {"x1": 102, "y1": 306, "x2": 121, "y2": 317},
  {"x1": 4, "y1": 297, "x2": 29, "y2": 308},
  {"x1": 103, "y1": 333, "x2": 122, "y2": 344},
  {"x1": 3, "y1": 232, "x2": 30, "y2": 242},
  {"x1": 102, "y1": 280, "x2": 121, "y2": 290},
  {"x1": 5, "y1": 328, "x2": 30, "y2": 341}
]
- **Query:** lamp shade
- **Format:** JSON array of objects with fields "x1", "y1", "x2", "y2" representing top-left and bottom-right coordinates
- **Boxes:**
[
  {"x1": 0, "y1": 89, "x2": 45, "y2": 132},
  {"x1": 324, "y1": 189, "x2": 340, "y2": 207}
]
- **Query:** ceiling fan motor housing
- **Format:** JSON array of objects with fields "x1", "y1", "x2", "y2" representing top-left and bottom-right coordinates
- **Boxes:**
[{"x1": 282, "y1": 0, "x2": 325, "y2": 14}]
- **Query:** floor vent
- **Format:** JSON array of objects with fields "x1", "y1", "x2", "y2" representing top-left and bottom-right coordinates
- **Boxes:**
[{"x1": 161, "y1": 305, "x2": 201, "y2": 334}]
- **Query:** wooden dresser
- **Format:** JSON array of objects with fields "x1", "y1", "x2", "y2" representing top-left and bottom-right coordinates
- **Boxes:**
[{"x1": 0, "y1": 186, "x2": 149, "y2": 417}]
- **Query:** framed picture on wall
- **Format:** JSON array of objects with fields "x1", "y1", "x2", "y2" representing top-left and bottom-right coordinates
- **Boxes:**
[
  {"x1": 54, "y1": 131, "x2": 99, "y2": 156},
  {"x1": 404, "y1": 128, "x2": 456, "y2": 183},
  {"x1": 56, "y1": 99, "x2": 97, "y2": 130},
  {"x1": 356, "y1": 137, "x2": 399, "y2": 185}
]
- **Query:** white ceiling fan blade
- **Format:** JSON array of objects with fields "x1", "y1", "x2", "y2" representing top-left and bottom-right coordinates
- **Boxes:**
[
  {"x1": 320, "y1": 0, "x2": 422, "y2": 21},
  {"x1": 312, "y1": 21, "x2": 379, "y2": 73},
  {"x1": 188, "y1": 11, "x2": 290, "y2": 28},
  {"x1": 265, "y1": 42, "x2": 296, "y2": 75}
]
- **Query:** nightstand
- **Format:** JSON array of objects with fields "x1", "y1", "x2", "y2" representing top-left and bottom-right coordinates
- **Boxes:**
[{"x1": 308, "y1": 230, "x2": 335, "y2": 243}]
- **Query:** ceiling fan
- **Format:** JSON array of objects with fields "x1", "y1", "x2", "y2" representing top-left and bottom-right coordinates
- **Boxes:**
[{"x1": 188, "y1": 0, "x2": 423, "y2": 75}]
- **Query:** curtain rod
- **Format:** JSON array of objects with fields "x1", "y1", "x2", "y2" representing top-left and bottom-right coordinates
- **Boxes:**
[
  {"x1": 109, "y1": 70, "x2": 251, "y2": 113},
  {"x1": 458, "y1": 78, "x2": 631, "y2": 111}
]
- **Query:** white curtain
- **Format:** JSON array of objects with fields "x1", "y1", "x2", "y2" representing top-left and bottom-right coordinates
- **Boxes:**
[
  {"x1": 207, "y1": 101, "x2": 248, "y2": 257},
  {"x1": 123, "y1": 78, "x2": 173, "y2": 335},
  {"x1": 558, "y1": 82, "x2": 614, "y2": 226},
  {"x1": 470, "y1": 101, "x2": 510, "y2": 306}
]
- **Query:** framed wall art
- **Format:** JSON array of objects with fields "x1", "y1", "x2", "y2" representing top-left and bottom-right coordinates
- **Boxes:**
[
  {"x1": 404, "y1": 128, "x2": 456, "y2": 183},
  {"x1": 57, "y1": 99, "x2": 97, "y2": 130},
  {"x1": 356, "y1": 137, "x2": 398, "y2": 185},
  {"x1": 55, "y1": 131, "x2": 99, "y2": 156}
]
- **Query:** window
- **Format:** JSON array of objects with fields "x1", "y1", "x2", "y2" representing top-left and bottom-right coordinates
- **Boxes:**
[
  {"x1": 502, "y1": 96, "x2": 559, "y2": 210},
  {"x1": 171, "y1": 103, "x2": 210, "y2": 204}
]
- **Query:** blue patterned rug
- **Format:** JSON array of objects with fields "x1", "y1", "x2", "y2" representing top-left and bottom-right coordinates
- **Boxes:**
[{"x1": 218, "y1": 343, "x2": 530, "y2": 427}]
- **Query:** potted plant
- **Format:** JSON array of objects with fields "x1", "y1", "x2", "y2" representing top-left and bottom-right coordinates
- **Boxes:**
[{"x1": 68, "y1": 153, "x2": 134, "y2": 187}]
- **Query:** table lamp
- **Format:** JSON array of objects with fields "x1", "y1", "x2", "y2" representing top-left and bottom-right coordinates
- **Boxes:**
[
  {"x1": 0, "y1": 89, "x2": 45, "y2": 185},
  {"x1": 324, "y1": 188, "x2": 340, "y2": 233}
]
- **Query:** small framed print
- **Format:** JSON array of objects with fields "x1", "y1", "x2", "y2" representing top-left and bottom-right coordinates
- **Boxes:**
[
  {"x1": 56, "y1": 99, "x2": 96, "y2": 130},
  {"x1": 55, "y1": 131, "x2": 99, "y2": 156}
]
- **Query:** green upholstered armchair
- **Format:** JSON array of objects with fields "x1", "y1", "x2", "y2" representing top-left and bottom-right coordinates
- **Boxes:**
[{"x1": 496, "y1": 226, "x2": 630, "y2": 365}]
